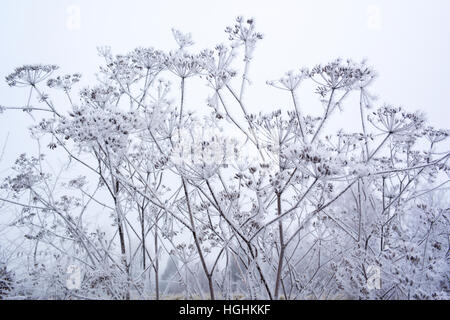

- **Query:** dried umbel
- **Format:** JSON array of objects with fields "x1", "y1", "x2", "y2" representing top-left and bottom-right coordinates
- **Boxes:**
[
  {"x1": 130, "y1": 47, "x2": 166, "y2": 74},
  {"x1": 172, "y1": 28, "x2": 195, "y2": 49},
  {"x1": 6, "y1": 64, "x2": 59, "y2": 87},
  {"x1": 80, "y1": 85, "x2": 121, "y2": 108},
  {"x1": 267, "y1": 69, "x2": 309, "y2": 91},
  {"x1": 203, "y1": 45, "x2": 238, "y2": 90},
  {"x1": 47, "y1": 73, "x2": 82, "y2": 91},
  {"x1": 423, "y1": 127, "x2": 449, "y2": 144},
  {"x1": 57, "y1": 105, "x2": 142, "y2": 156},
  {"x1": 1, "y1": 154, "x2": 48, "y2": 194},
  {"x1": 310, "y1": 59, "x2": 375, "y2": 96},
  {"x1": 225, "y1": 16, "x2": 263, "y2": 59},
  {"x1": 100, "y1": 53, "x2": 145, "y2": 85},
  {"x1": 165, "y1": 50, "x2": 208, "y2": 78},
  {"x1": 368, "y1": 105, "x2": 425, "y2": 135},
  {"x1": 287, "y1": 142, "x2": 346, "y2": 178}
]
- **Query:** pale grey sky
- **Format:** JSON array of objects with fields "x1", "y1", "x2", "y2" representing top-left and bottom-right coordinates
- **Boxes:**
[{"x1": 1, "y1": 0, "x2": 449, "y2": 167}]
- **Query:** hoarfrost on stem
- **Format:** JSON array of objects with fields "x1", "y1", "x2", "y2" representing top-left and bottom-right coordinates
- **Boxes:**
[{"x1": 0, "y1": 16, "x2": 449, "y2": 301}]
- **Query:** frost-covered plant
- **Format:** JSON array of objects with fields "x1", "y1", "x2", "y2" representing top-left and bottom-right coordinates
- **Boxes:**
[
  {"x1": 0, "y1": 16, "x2": 449, "y2": 300},
  {"x1": 0, "y1": 263, "x2": 14, "y2": 299}
]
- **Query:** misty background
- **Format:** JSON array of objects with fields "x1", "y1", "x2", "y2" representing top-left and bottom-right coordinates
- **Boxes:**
[{"x1": 1, "y1": 0, "x2": 449, "y2": 168}]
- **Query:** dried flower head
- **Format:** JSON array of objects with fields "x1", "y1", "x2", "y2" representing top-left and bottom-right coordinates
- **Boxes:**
[
  {"x1": 309, "y1": 59, "x2": 374, "y2": 95},
  {"x1": 423, "y1": 127, "x2": 449, "y2": 144},
  {"x1": 203, "y1": 45, "x2": 237, "y2": 89},
  {"x1": 58, "y1": 105, "x2": 142, "y2": 156},
  {"x1": 130, "y1": 47, "x2": 166, "y2": 74},
  {"x1": 80, "y1": 85, "x2": 121, "y2": 108},
  {"x1": 6, "y1": 64, "x2": 59, "y2": 87},
  {"x1": 165, "y1": 51, "x2": 207, "y2": 78},
  {"x1": 47, "y1": 73, "x2": 82, "y2": 91},
  {"x1": 171, "y1": 28, "x2": 195, "y2": 49},
  {"x1": 368, "y1": 105, "x2": 425, "y2": 135},
  {"x1": 225, "y1": 16, "x2": 263, "y2": 59},
  {"x1": 100, "y1": 53, "x2": 144, "y2": 85},
  {"x1": 267, "y1": 69, "x2": 309, "y2": 91}
]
